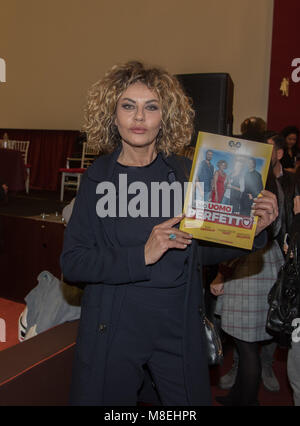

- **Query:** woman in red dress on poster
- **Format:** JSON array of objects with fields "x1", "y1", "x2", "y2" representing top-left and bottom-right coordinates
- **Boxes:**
[{"x1": 211, "y1": 160, "x2": 228, "y2": 203}]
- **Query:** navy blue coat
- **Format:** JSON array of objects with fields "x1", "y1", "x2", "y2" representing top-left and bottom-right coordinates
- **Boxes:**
[{"x1": 61, "y1": 147, "x2": 266, "y2": 405}]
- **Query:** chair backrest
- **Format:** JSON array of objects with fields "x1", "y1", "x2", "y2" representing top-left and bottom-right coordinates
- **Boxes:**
[
  {"x1": 0, "y1": 139, "x2": 15, "y2": 149},
  {"x1": 12, "y1": 140, "x2": 30, "y2": 164},
  {"x1": 0, "y1": 140, "x2": 30, "y2": 164},
  {"x1": 81, "y1": 142, "x2": 100, "y2": 168}
]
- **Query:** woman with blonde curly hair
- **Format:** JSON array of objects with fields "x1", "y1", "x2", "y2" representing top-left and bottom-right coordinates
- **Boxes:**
[
  {"x1": 61, "y1": 61, "x2": 278, "y2": 406},
  {"x1": 84, "y1": 60, "x2": 194, "y2": 155}
]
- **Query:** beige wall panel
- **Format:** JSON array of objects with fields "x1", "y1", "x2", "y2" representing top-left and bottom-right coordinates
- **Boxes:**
[{"x1": 0, "y1": 0, "x2": 273, "y2": 134}]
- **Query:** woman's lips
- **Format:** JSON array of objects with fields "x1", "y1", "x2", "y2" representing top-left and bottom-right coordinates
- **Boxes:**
[{"x1": 130, "y1": 128, "x2": 147, "y2": 134}]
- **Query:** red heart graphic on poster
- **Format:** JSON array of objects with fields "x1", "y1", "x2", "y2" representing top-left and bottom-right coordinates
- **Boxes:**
[{"x1": 242, "y1": 218, "x2": 253, "y2": 228}]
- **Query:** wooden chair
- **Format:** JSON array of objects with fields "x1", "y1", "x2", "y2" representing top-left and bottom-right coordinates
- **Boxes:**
[
  {"x1": 0, "y1": 139, "x2": 14, "y2": 149},
  {"x1": 0, "y1": 139, "x2": 31, "y2": 194},
  {"x1": 59, "y1": 142, "x2": 100, "y2": 202},
  {"x1": 11, "y1": 141, "x2": 31, "y2": 194}
]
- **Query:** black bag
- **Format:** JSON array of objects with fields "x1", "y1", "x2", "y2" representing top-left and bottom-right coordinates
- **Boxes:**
[
  {"x1": 266, "y1": 233, "x2": 300, "y2": 346},
  {"x1": 199, "y1": 306, "x2": 223, "y2": 365}
]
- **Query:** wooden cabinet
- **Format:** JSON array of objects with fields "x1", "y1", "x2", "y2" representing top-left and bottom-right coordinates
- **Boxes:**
[{"x1": 0, "y1": 214, "x2": 65, "y2": 301}]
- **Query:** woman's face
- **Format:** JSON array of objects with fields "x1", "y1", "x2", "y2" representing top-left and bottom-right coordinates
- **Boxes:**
[
  {"x1": 233, "y1": 161, "x2": 243, "y2": 173},
  {"x1": 286, "y1": 133, "x2": 297, "y2": 149},
  {"x1": 115, "y1": 82, "x2": 162, "y2": 149}
]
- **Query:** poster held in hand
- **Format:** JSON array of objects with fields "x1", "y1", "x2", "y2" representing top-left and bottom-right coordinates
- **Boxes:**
[{"x1": 180, "y1": 131, "x2": 273, "y2": 249}]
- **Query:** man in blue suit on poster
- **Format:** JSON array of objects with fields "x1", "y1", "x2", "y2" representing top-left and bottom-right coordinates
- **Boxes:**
[{"x1": 196, "y1": 150, "x2": 214, "y2": 202}]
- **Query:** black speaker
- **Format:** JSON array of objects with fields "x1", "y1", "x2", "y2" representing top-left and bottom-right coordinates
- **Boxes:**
[{"x1": 176, "y1": 73, "x2": 234, "y2": 145}]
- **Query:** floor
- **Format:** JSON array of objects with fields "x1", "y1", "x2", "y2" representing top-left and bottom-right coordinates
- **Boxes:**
[{"x1": 210, "y1": 340, "x2": 294, "y2": 406}]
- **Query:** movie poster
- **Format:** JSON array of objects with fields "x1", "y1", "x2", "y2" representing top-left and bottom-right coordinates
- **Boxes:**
[{"x1": 180, "y1": 132, "x2": 273, "y2": 249}]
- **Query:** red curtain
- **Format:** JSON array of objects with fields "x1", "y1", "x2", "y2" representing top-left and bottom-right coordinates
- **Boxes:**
[{"x1": 0, "y1": 129, "x2": 79, "y2": 191}]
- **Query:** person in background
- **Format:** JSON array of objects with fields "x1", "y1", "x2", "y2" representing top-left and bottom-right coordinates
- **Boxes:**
[
  {"x1": 211, "y1": 135, "x2": 288, "y2": 405},
  {"x1": 217, "y1": 132, "x2": 295, "y2": 395},
  {"x1": 0, "y1": 182, "x2": 8, "y2": 201},
  {"x1": 238, "y1": 116, "x2": 266, "y2": 142},
  {"x1": 265, "y1": 132, "x2": 295, "y2": 251},
  {"x1": 287, "y1": 168, "x2": 300, "y2": 405},
  {"x1": 280, "y1": 125, "x2": 300, "y2": 173}
]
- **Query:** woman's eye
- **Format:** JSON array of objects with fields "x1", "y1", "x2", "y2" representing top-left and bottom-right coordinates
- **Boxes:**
[
  {"x1": 146, "y1": 104, "x2": 159, "y2": 111},
  {"x1": 121, "y1": 103, "x2": 134, "y2": 110}
]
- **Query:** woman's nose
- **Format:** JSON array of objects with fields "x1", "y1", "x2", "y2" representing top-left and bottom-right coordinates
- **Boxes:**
[{"x1": 134, "y1": 107, "x2": 144, "y2": 121}]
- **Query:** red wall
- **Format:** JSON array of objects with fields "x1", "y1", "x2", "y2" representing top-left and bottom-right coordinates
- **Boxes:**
[{"x1": 267, "y1": 0, "x2": 300, "y2": 136}]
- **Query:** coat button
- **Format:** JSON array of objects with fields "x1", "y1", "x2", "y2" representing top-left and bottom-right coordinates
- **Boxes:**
[{"x1": 99, "y1": 324, "x2": 107, "y2": 333}]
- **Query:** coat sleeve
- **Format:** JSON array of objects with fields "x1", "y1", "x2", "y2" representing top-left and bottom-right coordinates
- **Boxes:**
[
  {"x1": 60, "y1": 176, "x2": 151, "y2": 285},
  {"x1": 200, "y1": 230, "x2": 267, "y2": 266}
]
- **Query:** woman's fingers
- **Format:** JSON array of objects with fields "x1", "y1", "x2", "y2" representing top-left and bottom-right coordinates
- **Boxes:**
[
  {"x1": 151, "y1": 226, "x2": 192, "y2": 248},
  {"x1": 163, "y1": 228, "x2": 193, "y2": 241},
  {"x1": 159, "y1": 214, "x2": 185, "y2": 229},
  {"x1": 154, "y1": 214, "x2": 193, "y2": 246},
  {"x1": 210, "y1": 283, "x2": 224, "y2": 296},
  {"x1": 253, "y1": 190, "x2": 278, "y2": 215},
  {"x1": 145, "y1": 215, "x2": 193, "y2": 265},
  {"x1": 253, "y1": 190, "x2": 278, "y2": 235}
]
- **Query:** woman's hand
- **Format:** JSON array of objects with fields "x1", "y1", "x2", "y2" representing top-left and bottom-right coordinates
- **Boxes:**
[
  {"x1": 253, "y1": 190, "x2": 278, "y2": 236},
  {"x1": 210, "y1": 271, "x2": 225, "y2": 296},
  {"x1": 294, "y1": 195, "x2": 300, "y2": 215},
  {"x1": 210, "y1": 283, "x2": 224, "y2": 296},
  {"x1": 144, "y1": 215, "x2": 193, "y2": 265}
]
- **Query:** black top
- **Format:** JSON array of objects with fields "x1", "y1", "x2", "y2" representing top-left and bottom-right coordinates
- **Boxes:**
[
  {"x1": 113, "y1": 153, "x2": 189, "y2": 288},
  {"x1": 281, "y1": 150, "x2": 296, "y2": 169}
]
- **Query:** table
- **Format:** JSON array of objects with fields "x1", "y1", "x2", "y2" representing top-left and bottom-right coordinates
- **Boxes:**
[
  {"x1": 0, "y1": 214, "x2": 65, "y2": 300},
  {"x1": 0, "y1": 148, "x2": 25, "y2": 191}
]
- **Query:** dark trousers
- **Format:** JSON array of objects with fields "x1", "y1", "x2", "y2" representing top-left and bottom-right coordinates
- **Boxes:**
[{"x1": 102, "y1": 285, "x2": 189, "y2": 406}]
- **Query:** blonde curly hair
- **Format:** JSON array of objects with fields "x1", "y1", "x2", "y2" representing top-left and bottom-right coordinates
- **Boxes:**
[{"x1": 83, "y1": 61, "x2": 195, "y2": 156}]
